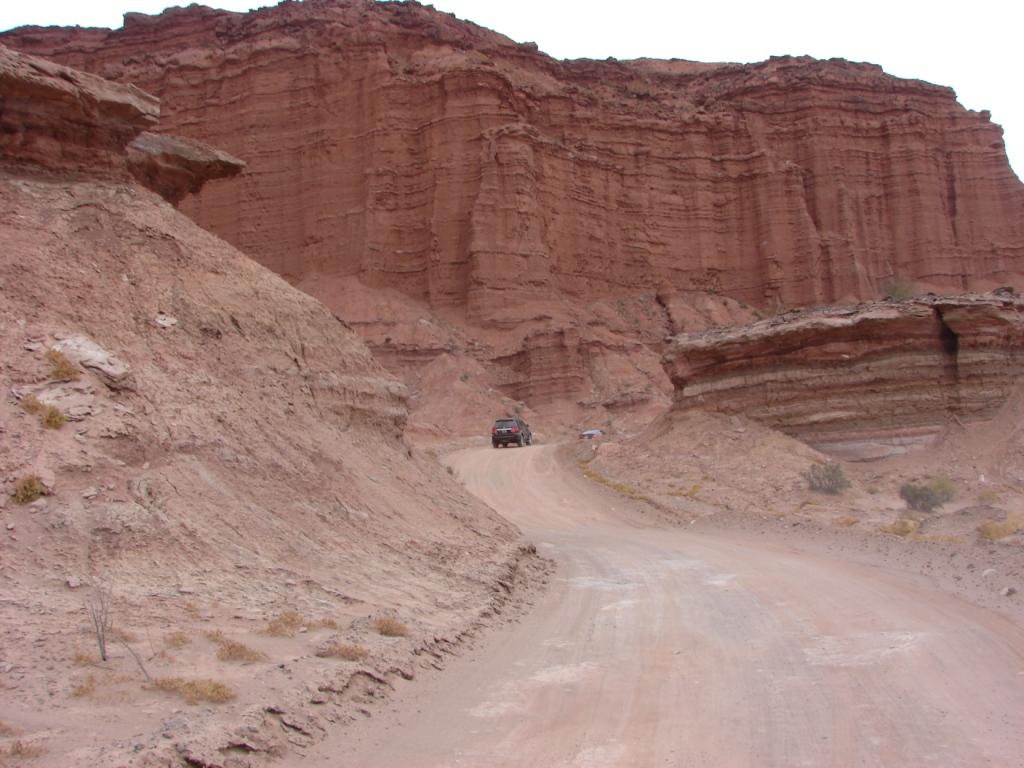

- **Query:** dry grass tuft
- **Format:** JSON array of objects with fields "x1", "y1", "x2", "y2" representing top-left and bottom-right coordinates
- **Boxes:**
[
  {"x1": 668, "y1": 482, "x2": 702, "y2": 499},
  {"x1": 310, "y1": 618, "x2": 339, "y2": 630},
  {"x1": 215, "y1": 639, "x2": 266, "y2": 663},
  {"x1": 263, "y1": 611, "x2": 304, "y2": 637},
  {"x1": 880, "y1": 518, "x2": 919, "y2": 537},
  {"x1": 577, "y1": 462, "x2": 652, "y2": 503},
  {"x1": 373, "y1": 617, "x2": 409, "y2": 638},
  {"x1": 153, "y1": 677, "x2": 237, "y2": 705},
  {"x1": 110, "y1": 627, "x2": 138, "y2": 643},
  {"x1": 40, "y1": 405, "x2": 66, "y2": 429},
  {"x1": 164, "y1": 631, "x2": 191, "y2": 649},
  {"x1": 71, "y1": 674, "x2": 97, "y2": 698},
  {"x1": 19, "y1": 395, "x2": 44, "y2": 415},
  {"x1": 913, "y1": 533, "x2": 962, "y2": 544},
  {"x1": 831, "y1": 516, "x2": 860, "y2": 528},
  {"x1": 978, "y1": 515, "x2": 1023, "y2": 541},
  {"x1": 202, "y1": 629, "x2": 227, "y2": 644},
  {"x1": 183, "y1": 600, "x2": 201, "y2": 618},
  {"x1": 319, "y1": 642, "x2": 369, "y2": 661},
  {"x1": 45, "y1": 349, "x2": 80, "y2": 381},
  {"x1": 72, "y1": 650, "x2": 97, "y2": 666},
  {"x1": 12, "y1": 475, "x2": 45, "y2": 505}
]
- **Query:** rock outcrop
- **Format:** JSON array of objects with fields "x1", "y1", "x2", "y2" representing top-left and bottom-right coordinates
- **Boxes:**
[
  {"x1": 127, "y1": 130, "x2": 245, "y2": 204},
  {"x1": 0, "y1": 44, "x2": 538, "y2": 767},
  {"x1": 663, "y1": 293, "x2": 1024, "y2": 458}
]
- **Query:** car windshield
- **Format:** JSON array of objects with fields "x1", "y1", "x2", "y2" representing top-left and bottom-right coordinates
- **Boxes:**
[{"x1": 494, "y1": 420, "x2": 516, "y2": 428}]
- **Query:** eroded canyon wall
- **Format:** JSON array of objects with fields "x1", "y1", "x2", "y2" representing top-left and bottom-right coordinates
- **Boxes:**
[{"x1": 4, "y1": 0, "x2": 1023, "y2": 321}]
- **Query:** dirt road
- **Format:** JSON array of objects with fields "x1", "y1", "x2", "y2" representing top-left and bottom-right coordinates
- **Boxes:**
[{"x1": 317, "y1": 444, "x2": 1024, "y2": 767}]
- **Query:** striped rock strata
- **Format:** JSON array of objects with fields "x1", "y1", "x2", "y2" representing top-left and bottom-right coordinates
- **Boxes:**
[{"x1": 663, "y1": 293, "x2": 1024, "y2": 458}]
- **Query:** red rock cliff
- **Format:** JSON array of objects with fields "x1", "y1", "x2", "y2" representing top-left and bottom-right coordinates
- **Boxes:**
[{"x1": 4, "y1": 0, "x2": 1023, "y2": 319}]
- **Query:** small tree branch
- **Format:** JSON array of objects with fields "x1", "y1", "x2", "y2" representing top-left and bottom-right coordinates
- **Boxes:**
[{"x1": 115, "y1": 636, "x2": 151, "y2": 682}]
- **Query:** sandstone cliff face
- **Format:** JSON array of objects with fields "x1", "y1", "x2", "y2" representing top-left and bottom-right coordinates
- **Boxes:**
[
  {"x1": 0, "y1": 44, "x2": 536, "y2": 766},
  {"x1": 5, "y1": 0, "x2": 1023, "y2": 316},
  {"x1": 663, "y1": 293, "x2": 1024, "y2": 458}
]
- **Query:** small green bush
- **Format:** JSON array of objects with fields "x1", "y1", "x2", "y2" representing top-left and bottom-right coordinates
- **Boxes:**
[
  {"x1": 802, "y1": 462, "x2": 849, "y2": 494},
  {"x1": 899, "y1": 478, "x2": 955, "y2": 511},
  {"x1": 883, "y1": 275, "x2": 915, "y2": 301}
]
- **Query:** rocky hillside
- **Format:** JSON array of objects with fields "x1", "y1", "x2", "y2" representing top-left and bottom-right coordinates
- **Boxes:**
[
  {"x1": 0, "y1": 43, "x2": 541, "y2": 767},
  {"x1": 5, "y1": 0, "x2": 1023, "y2": 432}
]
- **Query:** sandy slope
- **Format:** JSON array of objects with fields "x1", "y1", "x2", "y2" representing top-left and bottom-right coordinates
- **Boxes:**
[{"x1": 311, "y1": 444, "x2": 1024, "y2": 767}]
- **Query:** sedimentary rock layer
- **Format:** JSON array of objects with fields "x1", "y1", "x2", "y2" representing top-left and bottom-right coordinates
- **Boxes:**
[
  {"x1": 4, "y1": 0, "x2": 1023, "y2": 319},
  {"x1": 663, "y1": 293, "x2": 1024, "y2": 457},
  {"x1": 0, "y1": 42, "x2": 157, "y2": 173}
]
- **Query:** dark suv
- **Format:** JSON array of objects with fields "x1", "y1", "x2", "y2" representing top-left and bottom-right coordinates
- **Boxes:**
[{"x1": 491, "y1": 417, "x2": 532, "y2": 448}]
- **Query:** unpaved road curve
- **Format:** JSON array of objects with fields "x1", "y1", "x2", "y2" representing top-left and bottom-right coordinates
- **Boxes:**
[{"x1": 319, "y1": 444, "x2": 1024, "y2": 767}]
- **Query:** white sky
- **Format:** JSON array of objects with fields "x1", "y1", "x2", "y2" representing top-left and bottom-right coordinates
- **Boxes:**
[{"x1": 1, "y1": 1, "x2": 1020, "y2": 177}]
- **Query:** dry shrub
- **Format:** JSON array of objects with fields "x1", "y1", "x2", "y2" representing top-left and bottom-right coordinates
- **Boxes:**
[
  {"x1": 319, "y1": 642, "x2": 369, "y2": 661},
  {"x1": 263, "y1": 611, "x2": 304, "y2": 637},
  {"x1": 373, "y1": 617, "x2": 408, "y2": 638},
  {"x1": 41, "y1": 406, "x2": 66, "y2": 429},
  {"x1": 72, "y1": 650, "x2": 97, "y2": 666},
  {"x1": 165, "y1": 631, "x2": 191, "y2": 649},
  {"x1": 19, "y1": 395, "x2": 44, "y2": 415},
  {"x1": 978, "y1": 516, "x2": 1023, "y2": 541},
  {"x1": 900, "y1": 478, "x2": 954, "y2": 511},
  {"x1": 976, "y1": 488, "x2": 1001, "y2": 504},
  {"x1": 71, "y1": 674, "x2": 97, "y2": 698},
  {"x1": 831, "y1": 516, "x2": 860, "y2": 528},
  {"x1": 13, "y1": 475, "x2": 45, "y2": 504},
  {"x1": 4, "y1": 740, "x2": 44, "y2": 759},
  {"x1": 203, "y1": 629, "x2": 227, "y2": 644},
  {"x1": 45, "y1": 349, "x2": 80, "y2": 381},
  {"x1": 84, "y1": 587, "x2": 112, "y2": 662},
  {"x1": 310, "y1": 618, "x2": 339, "y2": 630},
  {"x1": 880, "y1": 519, "x2": 919, "y2": 537},
  {"x1": 802, "y1": 462, "x2": 849, "y2": 494},
  {"x1": 215, "y1": 639, "x2": 266, "y2": 663},
  {"x1": 183, "y1": 600, "x2": 201, "y2": 618},
  {"x1": 153, "y1": 677, "x2": 237, "y2": 705}
]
